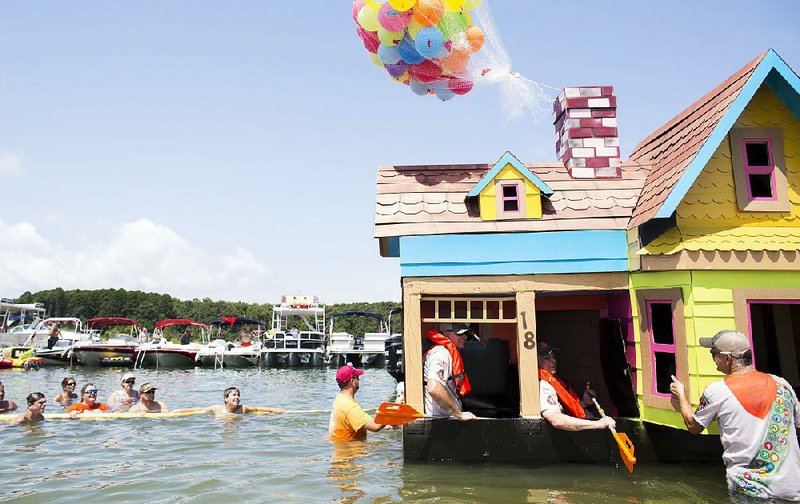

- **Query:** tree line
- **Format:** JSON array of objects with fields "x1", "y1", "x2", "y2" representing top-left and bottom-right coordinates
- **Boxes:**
[{"x1": 15, "y1": 288, "x2": 402, "y2": 339}]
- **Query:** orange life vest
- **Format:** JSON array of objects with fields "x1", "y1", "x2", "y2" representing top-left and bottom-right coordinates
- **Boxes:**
[
  {"x1": 426, "y1": 330, "x2": 471, "y2": 397},
  {"x1": 539, "y1": 368, "x2": 586, "y2": 419}
]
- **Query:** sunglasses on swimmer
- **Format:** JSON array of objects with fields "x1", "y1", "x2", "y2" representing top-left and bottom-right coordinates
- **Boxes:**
[
  {"x1": 84, "y1": 389, "x2": 98, "y2": 395},
  {"x1": 123, "y1": 379, "x2": 136, "y2": 384}
]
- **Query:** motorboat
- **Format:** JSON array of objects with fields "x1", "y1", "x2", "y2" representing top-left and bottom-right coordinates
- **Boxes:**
[
  {"x1": 134, "y1": 319, "x2": 207, "y2": 368},
  {"x1": 327, "y1": 311, "x2": 389, "y2": 368},
  {"x1": 71, "y1": 317, "x2": 141, "y2": 367},
  {"x1": 196, "y1": 317, "x2": 263, "y2": 368},
  {"x1": 263, "y1": 295, "x2": 326, "y2": 367},
  {"x1": 0, "y1": 298, "x2": 47, "y2": 346},
  {"x1": 30, "y1": 318, "x2": 87, "y2": 366}
]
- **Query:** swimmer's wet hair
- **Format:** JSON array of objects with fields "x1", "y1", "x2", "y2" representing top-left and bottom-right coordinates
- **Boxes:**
[
  {"x1": 224, "y1": 386, "x2": 239, "y2": 400},
  {"x1": 27, "y1": 392, "x2": 45, "y2": 406}
]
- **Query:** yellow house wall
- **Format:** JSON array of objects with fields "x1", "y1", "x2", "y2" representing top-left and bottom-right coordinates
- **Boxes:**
[
  {"x1": 676, "y1": 84, "x2": 800, "y2": 228},
  {"x1": 478, "y1": 164, "x2": 542, "y2": 220},
  {"x1": 632, "y1": 269, "x2": 800, "y2": 432}
]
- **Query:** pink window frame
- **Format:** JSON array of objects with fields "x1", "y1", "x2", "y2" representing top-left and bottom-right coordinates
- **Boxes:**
[
  {"x1": 741, "y1": 138, "x2": 777, "y2": 202},
  {"x1": 646, "y1": 299, "x2": 677, "y2": 398},
  {"x1": 499, "y1": 182, "x2": 522, "y2": 214},
  {"x1": 746, "y1": 299, "x2": 800, "y2": 370}
]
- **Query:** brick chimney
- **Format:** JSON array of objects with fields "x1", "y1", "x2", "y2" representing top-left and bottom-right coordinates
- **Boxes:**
[{"x1": 553, "y1": 87, "x2": 621, "y2": 178}]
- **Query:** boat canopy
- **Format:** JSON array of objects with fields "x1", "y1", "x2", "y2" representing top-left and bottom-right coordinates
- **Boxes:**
[
  {"x1": 329, "y1": 311, "x2": 385, "y2": 321},
  {"x1": 86, "y1": 317, "x2": 142, "y2": 329},
  {"x1": 155, "y1": 319, "x2": 208, "y2": 329},
  {"x1": 209, "y1": 317, "x2": 265, "y2": 327}
]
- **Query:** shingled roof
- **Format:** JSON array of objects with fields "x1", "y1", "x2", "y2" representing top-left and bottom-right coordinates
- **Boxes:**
[
  {"x1": 627, "y1": 51, "x2": 768, "y2": 227},
  {"x1": 374, "y1": 159, "x2": 647, "y2": 252}
]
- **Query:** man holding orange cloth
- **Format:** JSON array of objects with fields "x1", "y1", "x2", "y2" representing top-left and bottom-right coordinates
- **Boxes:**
[{"x1": 423, "y1": 323, "x2": 476, "y2": 420}]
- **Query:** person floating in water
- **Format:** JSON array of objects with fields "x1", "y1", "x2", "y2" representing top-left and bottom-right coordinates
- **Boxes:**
[
  {"x1": 175, "y1": 387, "x2": 285, "y2": 419},
  {"x1": 0, "y1": 381, "x2": 19, "y2": 413},
  {"x1": 54, "y1": 376, "x2": 78, "y2": 406},
  {"x1": 671, "y1": 330, "x2": 800, "y2": 501},
  {"x1": 10, "y1": 393, "x2": 46, "y2": 426},
  {"x1": 128, "y1": 383, "x2": 169, "y2": 413}
]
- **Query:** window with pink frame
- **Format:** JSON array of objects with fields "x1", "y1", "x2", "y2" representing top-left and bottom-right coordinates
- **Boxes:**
[
  {"x1": 646, "y1": 300, "x2": 677, "y2": 397},
  {"x1": 742, "y1": 138, "x2": 776, "y2": 200},
  {"x1": 500, "y1": 182, "x2": 521, "y2": 214}
]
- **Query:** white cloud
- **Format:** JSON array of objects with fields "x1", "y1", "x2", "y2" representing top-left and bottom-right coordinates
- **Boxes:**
[
  {"x1": 0, "y1": 152, "x2": 24, "y2": 176},
  {"x1": 0, "y1": 218, "x2": 271, "y2": 301}
]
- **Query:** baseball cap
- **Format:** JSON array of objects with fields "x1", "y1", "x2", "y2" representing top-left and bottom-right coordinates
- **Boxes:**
[
  {"x1": 537, "y1": 341, "x2": 559, "y2": 357},
  {"x1": 456, "y1": 324, "x2": 479, "y2": 340},
  {"x1": 139, "y1": 383, "x2": 157, "y2": 393},
  {"x1": 336, "y1": 365, "x2": 364, "y2": 384},
  {"x1": 699, "y1": 330, "x2": 750, "y2": 357},
  {"x1": 122, "y1": 372, "x2": 136, "y2": 382}
]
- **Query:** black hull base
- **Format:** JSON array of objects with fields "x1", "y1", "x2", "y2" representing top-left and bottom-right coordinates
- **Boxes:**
[{"x1": 402, "y1": 418, "x2": 723, "y2": 465}]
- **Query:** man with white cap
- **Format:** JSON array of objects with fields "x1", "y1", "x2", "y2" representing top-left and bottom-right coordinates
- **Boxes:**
[
  {"x1": 329, "y1": 365, "x2": 386, "y2": 441},
  {"x1": 670, "y1": 329, "x2": 800, "y2": 500},
  {"x1": 108, "y1": 372, "x2": 140, "y2": 412},
  {"x1": 423, "y1": 323, "x2": 476, "y2": 420}
]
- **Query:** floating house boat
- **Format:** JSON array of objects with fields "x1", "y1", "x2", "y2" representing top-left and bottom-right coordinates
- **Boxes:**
[
  {"x1": 263, "y1": 295, "x2": 326, "y2": 367},
  {"x1": 374, "y1": 49, "x2": 800, "y2": 463},
  {"x1": 327, "y1": 311, "x2": 389, "y2": 368}
]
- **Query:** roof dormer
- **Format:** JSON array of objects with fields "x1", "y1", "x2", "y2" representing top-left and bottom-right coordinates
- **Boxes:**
[{"x1": 467, "y1": 152, "x2": 553, "y2": 221}]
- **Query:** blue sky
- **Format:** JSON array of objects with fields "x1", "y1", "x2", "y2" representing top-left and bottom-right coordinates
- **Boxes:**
[{"x1": 0, "y1": 1, "x2": 798, "y2": 303}]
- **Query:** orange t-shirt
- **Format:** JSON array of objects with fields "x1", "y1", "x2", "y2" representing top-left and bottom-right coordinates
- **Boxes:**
[
  {"x1": 328, "y1": 394, "x2": 371, "y2": 442},
  {"x1": 66, "y1": 402, "x2": 112, "y2": 413}
]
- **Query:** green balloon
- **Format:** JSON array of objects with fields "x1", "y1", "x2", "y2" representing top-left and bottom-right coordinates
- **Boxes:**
[
  {"x1": 462, "y1": 0, "x2": 483, "y2": 10},
  {"x1": 438, "y1": 11, "x2": 468, "y2": 40},
  {"x1": 378, "y1": 27, "x2": 404, "y2": 46},
  {"x1": 357, "y1": 4, "x2": 380, "y2": 32}
]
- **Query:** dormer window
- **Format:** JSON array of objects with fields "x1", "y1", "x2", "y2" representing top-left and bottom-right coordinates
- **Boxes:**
[
  {"x1": 496, "y1": 180, "x2": 525, "y2": 219},
  {"x1": 729, "y1": 127, "x2": 789, "y2": 212},
  {"x1": 742, "y1": 139, "x2": 775, "y2": 200}
]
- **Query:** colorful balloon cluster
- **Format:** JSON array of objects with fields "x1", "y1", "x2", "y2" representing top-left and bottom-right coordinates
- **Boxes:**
[{"x1": 353, "y1": 0, "x2": 486, "y2": 101}]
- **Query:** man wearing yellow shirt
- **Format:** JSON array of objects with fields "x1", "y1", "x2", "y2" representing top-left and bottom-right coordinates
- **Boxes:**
[{"x1": 329, "y1": 365, "x2": 386, "y2": 441}]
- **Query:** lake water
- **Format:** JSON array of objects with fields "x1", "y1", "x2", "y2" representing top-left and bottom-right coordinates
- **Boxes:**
[{"x1": 0, "y1": 367, "x2": 764, "y2": 503}]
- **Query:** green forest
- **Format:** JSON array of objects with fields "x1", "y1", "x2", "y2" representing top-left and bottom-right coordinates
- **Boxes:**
[{"x1": 14, "y1": 289, "x2": 402, "y2": 340}]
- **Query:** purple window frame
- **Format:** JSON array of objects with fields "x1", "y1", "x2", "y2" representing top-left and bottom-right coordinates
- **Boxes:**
[
  {"x1": 646, "y1": 300, "x2": 677, "y2": 398},
  {"x1": 741, "y1": 138, "x2": 777, "y2": 201},
  {"x1": 499, "y1": 182, "x2": 521, "y2": 215}
]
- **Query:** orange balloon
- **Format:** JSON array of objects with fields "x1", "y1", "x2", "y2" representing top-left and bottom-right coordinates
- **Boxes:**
[
  {"x1": 441, "y1": 45, "x2": 470, "y2": 73},
  {"x1": 412, "y1": 0, "x2": 444, "y2": 27},
  {"x1": 466, "y1": 25, "x2": 484, "y2": 52}
]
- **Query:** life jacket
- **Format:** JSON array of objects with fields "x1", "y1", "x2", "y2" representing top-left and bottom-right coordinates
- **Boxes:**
[
  {"x1": 425, "y1": 330, "x2": 471, "y2": 397},
  {"x1": 539, "y1": 368, "x2": 586, "y2": 419}
]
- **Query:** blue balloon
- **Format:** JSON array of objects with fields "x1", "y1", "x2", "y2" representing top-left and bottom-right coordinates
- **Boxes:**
[
  {"x1": 398, "y1": 37, "x2": 425, "y2": 65},
  {"x1": 378, "y1": 44, "x2": 402, "y2": 65},
  {"x1": 409, "y1": 79, "x2": 429, "y2": 96},
  {"x1": 435, "y1": 85, "x2": 455, "y2": 101},
  {"x1": 415, "y1": 27, "x2": 446, "y2": 59}
]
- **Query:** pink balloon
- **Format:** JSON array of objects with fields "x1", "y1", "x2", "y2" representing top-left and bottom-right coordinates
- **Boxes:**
[
  {"x1": 378, "y1": 3, "x2": 411, "y2": 32},
  {"x1": 448, "y1": 77, "x2": 473, "y2": 95},
  {"x1": 408, "y1": 60, "x2": 442, "y2": 83},
  {"x1": 357, "y1": 26, "x2": 380, "y2": 54}
]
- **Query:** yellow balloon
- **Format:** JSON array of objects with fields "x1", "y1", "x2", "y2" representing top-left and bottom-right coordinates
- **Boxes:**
[
  {"x1": 464, "y1": 11, "x2": 472, "y2": 26},
  {"x1": 392, "y1": 71, "x2": 410, "y2": 83},
  {"x1": 369, "y1": 53, "x2": 383, "y2": 67},
  {"x1": 462, "y1": 0, "x2": 483, "y2": 10},
  {"x1": 389, "y1": 0, "x2": 416, "y2": 11},
  {"x1": 443, "y1": 0, "x2": 464, "y2": 12},
  {"x1": 358, "y1": 3, "x2": 381, "y2": 32},
  {"x1": 406, "y1": 16, "x2": 424, "y2": 39},
  {"x1": 378, "y1": 27, "x2": 404, "y2": 46}
]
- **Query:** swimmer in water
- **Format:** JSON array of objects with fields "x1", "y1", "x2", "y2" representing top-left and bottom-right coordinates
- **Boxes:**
[
  {"x1": 10, "y1": 393, "x2": 46, "y2": 426},
  {"x1": 174, "y1": 387, "x2": 284, "y2": 419}
]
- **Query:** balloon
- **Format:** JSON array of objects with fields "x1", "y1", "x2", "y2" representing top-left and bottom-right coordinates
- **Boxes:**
[
  {"x1": 408, "y1": 59, "x2": 442, "y2": 82},
  {"x1": 378, "y1": 44, "x2": 402, "y2": 65},
  {"x1": 448, "y1": 76, "x2": 473, "y2": 95},
  {"x1": 357, "y1": 26, "x2": 381, "y2": 53},
  {"x1": 406, "y1": 16, "x2": 424, "y2": 39},
  {"x1": 413, "y1": 0, "x2": 444, "y2": 27},
  {"x1": 385, "y1": 61, "x2": 409, "y2": 78},
  {"x1": 466, "y1": 25, "x2": 484, "y2": 52},
  {"x1": 389, "y1": 0, "x2": 416, "y2": 11},
  {"x1": 398, "y1": 36, "x2": 426, "y2": 64},
  {"x1": 409, "y1": 79, "x2": 430, "y2": 95},
  {"x1": 378, "y1": 3, "x2": 411, "y2": 31},
  {"x1": 357, "y1": 3, "x2": 381, "y2": 32},
  {"x1": 378, "y1": 27, "x2": 404, "y2": 46},
  {"x1": 352, "y1": 0, "x2": 366, "y2": 20},
  {"x1": 440, "y1": 45, "x2": 470, "y2": 73},
  {"x1": 462, "y1": 0, "x2": 483, "y2": 10},
  {"x1": 369, "y1": 53, "x2": 384, "y2": 67},
  {"x1": 435, "y1": 85, "x2": 455, "y2": 101},
  {"x1": 392, "y1": 71, "x2": 410, "y2": 83},
  {"x1": 414, "y1": 27, "x2": 446, "y2": 59},
  {"x1": 438, "y1": 11, "x2": 468, "y2": 40},
  {"x1": 443, "y1": 0, "x2": 464, "y2": 12}
]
